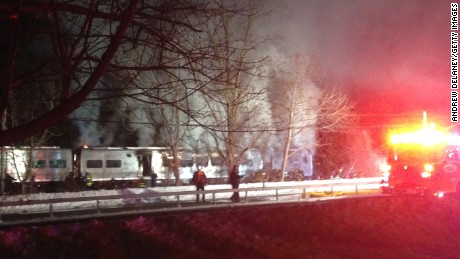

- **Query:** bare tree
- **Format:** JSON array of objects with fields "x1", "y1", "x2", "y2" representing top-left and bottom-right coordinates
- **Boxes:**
[
  {"x1": 270, "y1": 56, "x2": 355, "y2": 181},
  {"x1": 0, "y1": 1, "x2": 357, "y2": 185},
  {"x1": 0, "y1": 0, "x2": 241, "y2": 146},
  {"x1": 2, "y1": 78, "x2": 62, "y2": 194},
  {"x1": 0, "y1": 0, "x2": 141, "y2": 145},
  {"x1": 140, "y1": 76, "x2": 192, "y2": 185},
  {"x1": 188, "y1": 0, "x2": 273, "y2": 173},
  {"x1": 117, "y1": 0, "x2": 273, "y2": 181}
]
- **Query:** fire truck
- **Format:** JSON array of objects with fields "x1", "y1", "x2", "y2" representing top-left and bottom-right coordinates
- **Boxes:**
[{"x1": 381, "y1": 120, "x2": 460, "y2": 197}]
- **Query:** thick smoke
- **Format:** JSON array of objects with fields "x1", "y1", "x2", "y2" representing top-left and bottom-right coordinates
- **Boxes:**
[
  {"x1": 69, "y1": 0, "x2": 324, "y2": 156},
  {"x1": 71, "y1": 0, "x2": 451, "y2": 149},
  {"x1": 264, "y1": 0, "x2": 451, "y2": 124},
  {"x1": 70, "y1": 102, "x2": 103, "y2": 146}
]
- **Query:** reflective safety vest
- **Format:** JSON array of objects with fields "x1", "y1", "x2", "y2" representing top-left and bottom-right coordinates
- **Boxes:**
[
  {"x1": 85, "y1": 174, "x2": 93, "y2": 187},
  {"x1": 138, "y1": 179, "x2": 146, "y2": 188}
]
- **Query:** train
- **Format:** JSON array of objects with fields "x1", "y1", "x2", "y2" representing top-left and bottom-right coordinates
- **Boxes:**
[{"x1": 0, "y1": 146, "x2": 264, "y2": 192}]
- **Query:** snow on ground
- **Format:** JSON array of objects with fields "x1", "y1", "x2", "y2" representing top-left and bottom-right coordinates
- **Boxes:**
[
  {"x1": 1, "y1": 190, "x2": 459, "y2": 258},
  {"x1": 0, "y1": 179, "x2": 382, "y2": 215}
]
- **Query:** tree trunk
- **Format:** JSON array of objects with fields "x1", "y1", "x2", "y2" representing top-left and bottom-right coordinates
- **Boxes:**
[
  {"x1": 0, "y1": 0, "x2": 139, "y2": 146},
  {"x1": 280, "y1": 76, "x2": 299, "y2": 182}
]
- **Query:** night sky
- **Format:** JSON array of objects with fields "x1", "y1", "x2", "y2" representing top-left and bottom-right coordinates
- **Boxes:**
[{"x1": 266, "y1": 0, "x2": 453, "y2": 142}]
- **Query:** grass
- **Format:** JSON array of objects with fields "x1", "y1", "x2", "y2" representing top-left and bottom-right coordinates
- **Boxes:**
[{"x1": 0, "y1": 194, "x2": 459, "y2": 258}]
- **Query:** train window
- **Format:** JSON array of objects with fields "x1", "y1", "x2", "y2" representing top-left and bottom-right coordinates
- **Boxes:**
[
  {"x1": 50, "y1": 159, "x2": 67, "y2": 168},
  {"x1": 106, "y1": 160, "x2": 122, "y2": 168},
  {"x1": 87, "y1": 160, "x2": 103, "y2": 168},
  {"x1": 32, "y1": 160, "x2": 46, "y2": 168}
]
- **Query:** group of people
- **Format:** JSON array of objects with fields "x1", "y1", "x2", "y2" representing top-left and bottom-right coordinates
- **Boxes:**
[
  {"x1": 4, "y1": 166, "x2": 240, "y2": 198},
  {"x1": 192, "y1": 165, "x2": 242, "y2": 203},
  {"x1": 137, "y1": 172, "x2": 158, "y2": 188},
  {"x1": 65, "y1": 171, "x2": 158, "y2": 191},
  {"x1": 64, "y1": 170, "x2": 94, "y2": 191}
]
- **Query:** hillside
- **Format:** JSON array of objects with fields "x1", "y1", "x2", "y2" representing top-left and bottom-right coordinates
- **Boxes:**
[{"x1": 1, "y1": 195, "x2": 459, "y2": 258}]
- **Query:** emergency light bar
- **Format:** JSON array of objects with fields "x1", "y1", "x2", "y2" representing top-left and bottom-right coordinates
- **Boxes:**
[{"x1": 388, "y1": 125, "x2": 451, "y2": 146}]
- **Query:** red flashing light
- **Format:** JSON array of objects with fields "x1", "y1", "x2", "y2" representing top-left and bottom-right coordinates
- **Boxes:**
[
  {"x1": 388, "y1": 124, "x2": 450, "y2": 146},
  {"x1": 8, "y1": 14, "x2": 18, "y2": 20}
]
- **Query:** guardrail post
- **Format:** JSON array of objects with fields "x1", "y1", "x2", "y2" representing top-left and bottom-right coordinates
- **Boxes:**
[
  {"x1": 212, "y1": 193, "x2": 216, "y2": 205},
  {"x1": 49, "y1": 203, "x2": 53, "y2": 218},
  {"x1": 244, "y1": 190, "x2": 248, "y2": 203},
  {"x1": 355, "y1": 185, "x2": 358, "y2": 195},
  {"x1": 276, "y1": 189, "x2": 279, "y2": 201},
  {"x1": 97, "y1": 200, "x2": 100, "y2": 214}
]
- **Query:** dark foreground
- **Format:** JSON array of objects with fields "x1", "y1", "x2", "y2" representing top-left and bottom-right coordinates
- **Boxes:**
[{"x1": 1, "y1": 195, "x2": 460, "y2": 259}]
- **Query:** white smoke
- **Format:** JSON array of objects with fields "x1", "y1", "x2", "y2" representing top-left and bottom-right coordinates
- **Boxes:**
[
  {"x1": 68, "y1": 0, "x2": 321, "y2": 155},
  {"x1": 62, "y1": 1, "x2": 120, "y2": 147}
]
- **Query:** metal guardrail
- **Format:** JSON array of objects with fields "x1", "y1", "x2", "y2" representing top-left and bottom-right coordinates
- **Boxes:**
[{"x1": 0, "y1": 177, "x2": 384, "y2": 226}]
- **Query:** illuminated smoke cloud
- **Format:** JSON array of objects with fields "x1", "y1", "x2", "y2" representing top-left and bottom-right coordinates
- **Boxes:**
[{"x1": 70, "y1": 98, "x2": 103, "y2": 147}]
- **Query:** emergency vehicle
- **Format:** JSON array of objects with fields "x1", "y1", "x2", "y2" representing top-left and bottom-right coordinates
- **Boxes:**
[{"x1": 381, "y1": 119, "x2": 460, "y2": 196}]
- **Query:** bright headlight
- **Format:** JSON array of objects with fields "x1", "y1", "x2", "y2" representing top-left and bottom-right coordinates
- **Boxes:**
[
  {"x1": 421, "y1": 171, "x2": 432, "y2": 178},
  {"x1": 424, "y1": 164, "x2": 434, "y2": 172}
]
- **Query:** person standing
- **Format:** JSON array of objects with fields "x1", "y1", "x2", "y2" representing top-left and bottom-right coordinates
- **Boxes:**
[
  {"x1": 4, "y1": 173, "x2": 15, "y2": 195},
  {"x1": 151, "y1": 172, "x2": 158, "y2": 187},
  {"x1": 138, "y1": 177, "x2": 146, "y2": 188},
  {"x1": 192, "y1": 167, "x2": 207, "y2": 202},
  {"x1": 84, "y1": 171, "x2": 94, "y2": 190},
  {"x1": 65, "y1": 171, "x2": 77, "y2": 192},
  {"x1": 108, "y1": 178, "x2": 117, "y2": 190},
  {"x1": 229, "y1": 165, "x2": 242, "y2": 202}
]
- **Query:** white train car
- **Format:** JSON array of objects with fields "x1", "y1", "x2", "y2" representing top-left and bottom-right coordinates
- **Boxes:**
[
  {"x1": 78, "y1": 147, "x2": 203, "y2": 185},
  {"x1": 1, "y1": 146, "x2": 266, "y2": 191},
  {"x1": 145, "y1": 148, "x2": 263, "y2": 184},
  {"x1": 78, "y1": 147, "x2": 142, "y2": 181},
  {"x1": 134, "y1": 147, "x2": 195, "y2": 185},
  {"x1": 0, "y1": 147, "x2": 73, "y2": 183}
]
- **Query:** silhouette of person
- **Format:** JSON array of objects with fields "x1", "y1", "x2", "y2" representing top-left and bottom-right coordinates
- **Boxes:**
[
  {"x1": 229, "y1": 165, "x2": 242, "y2": 202},
  {"x1": 192, "y1": 167, "x2": 207, "y2": 202},
  {"x1": 151, "y1": 172, "x2": 158, "y2": 187}
]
